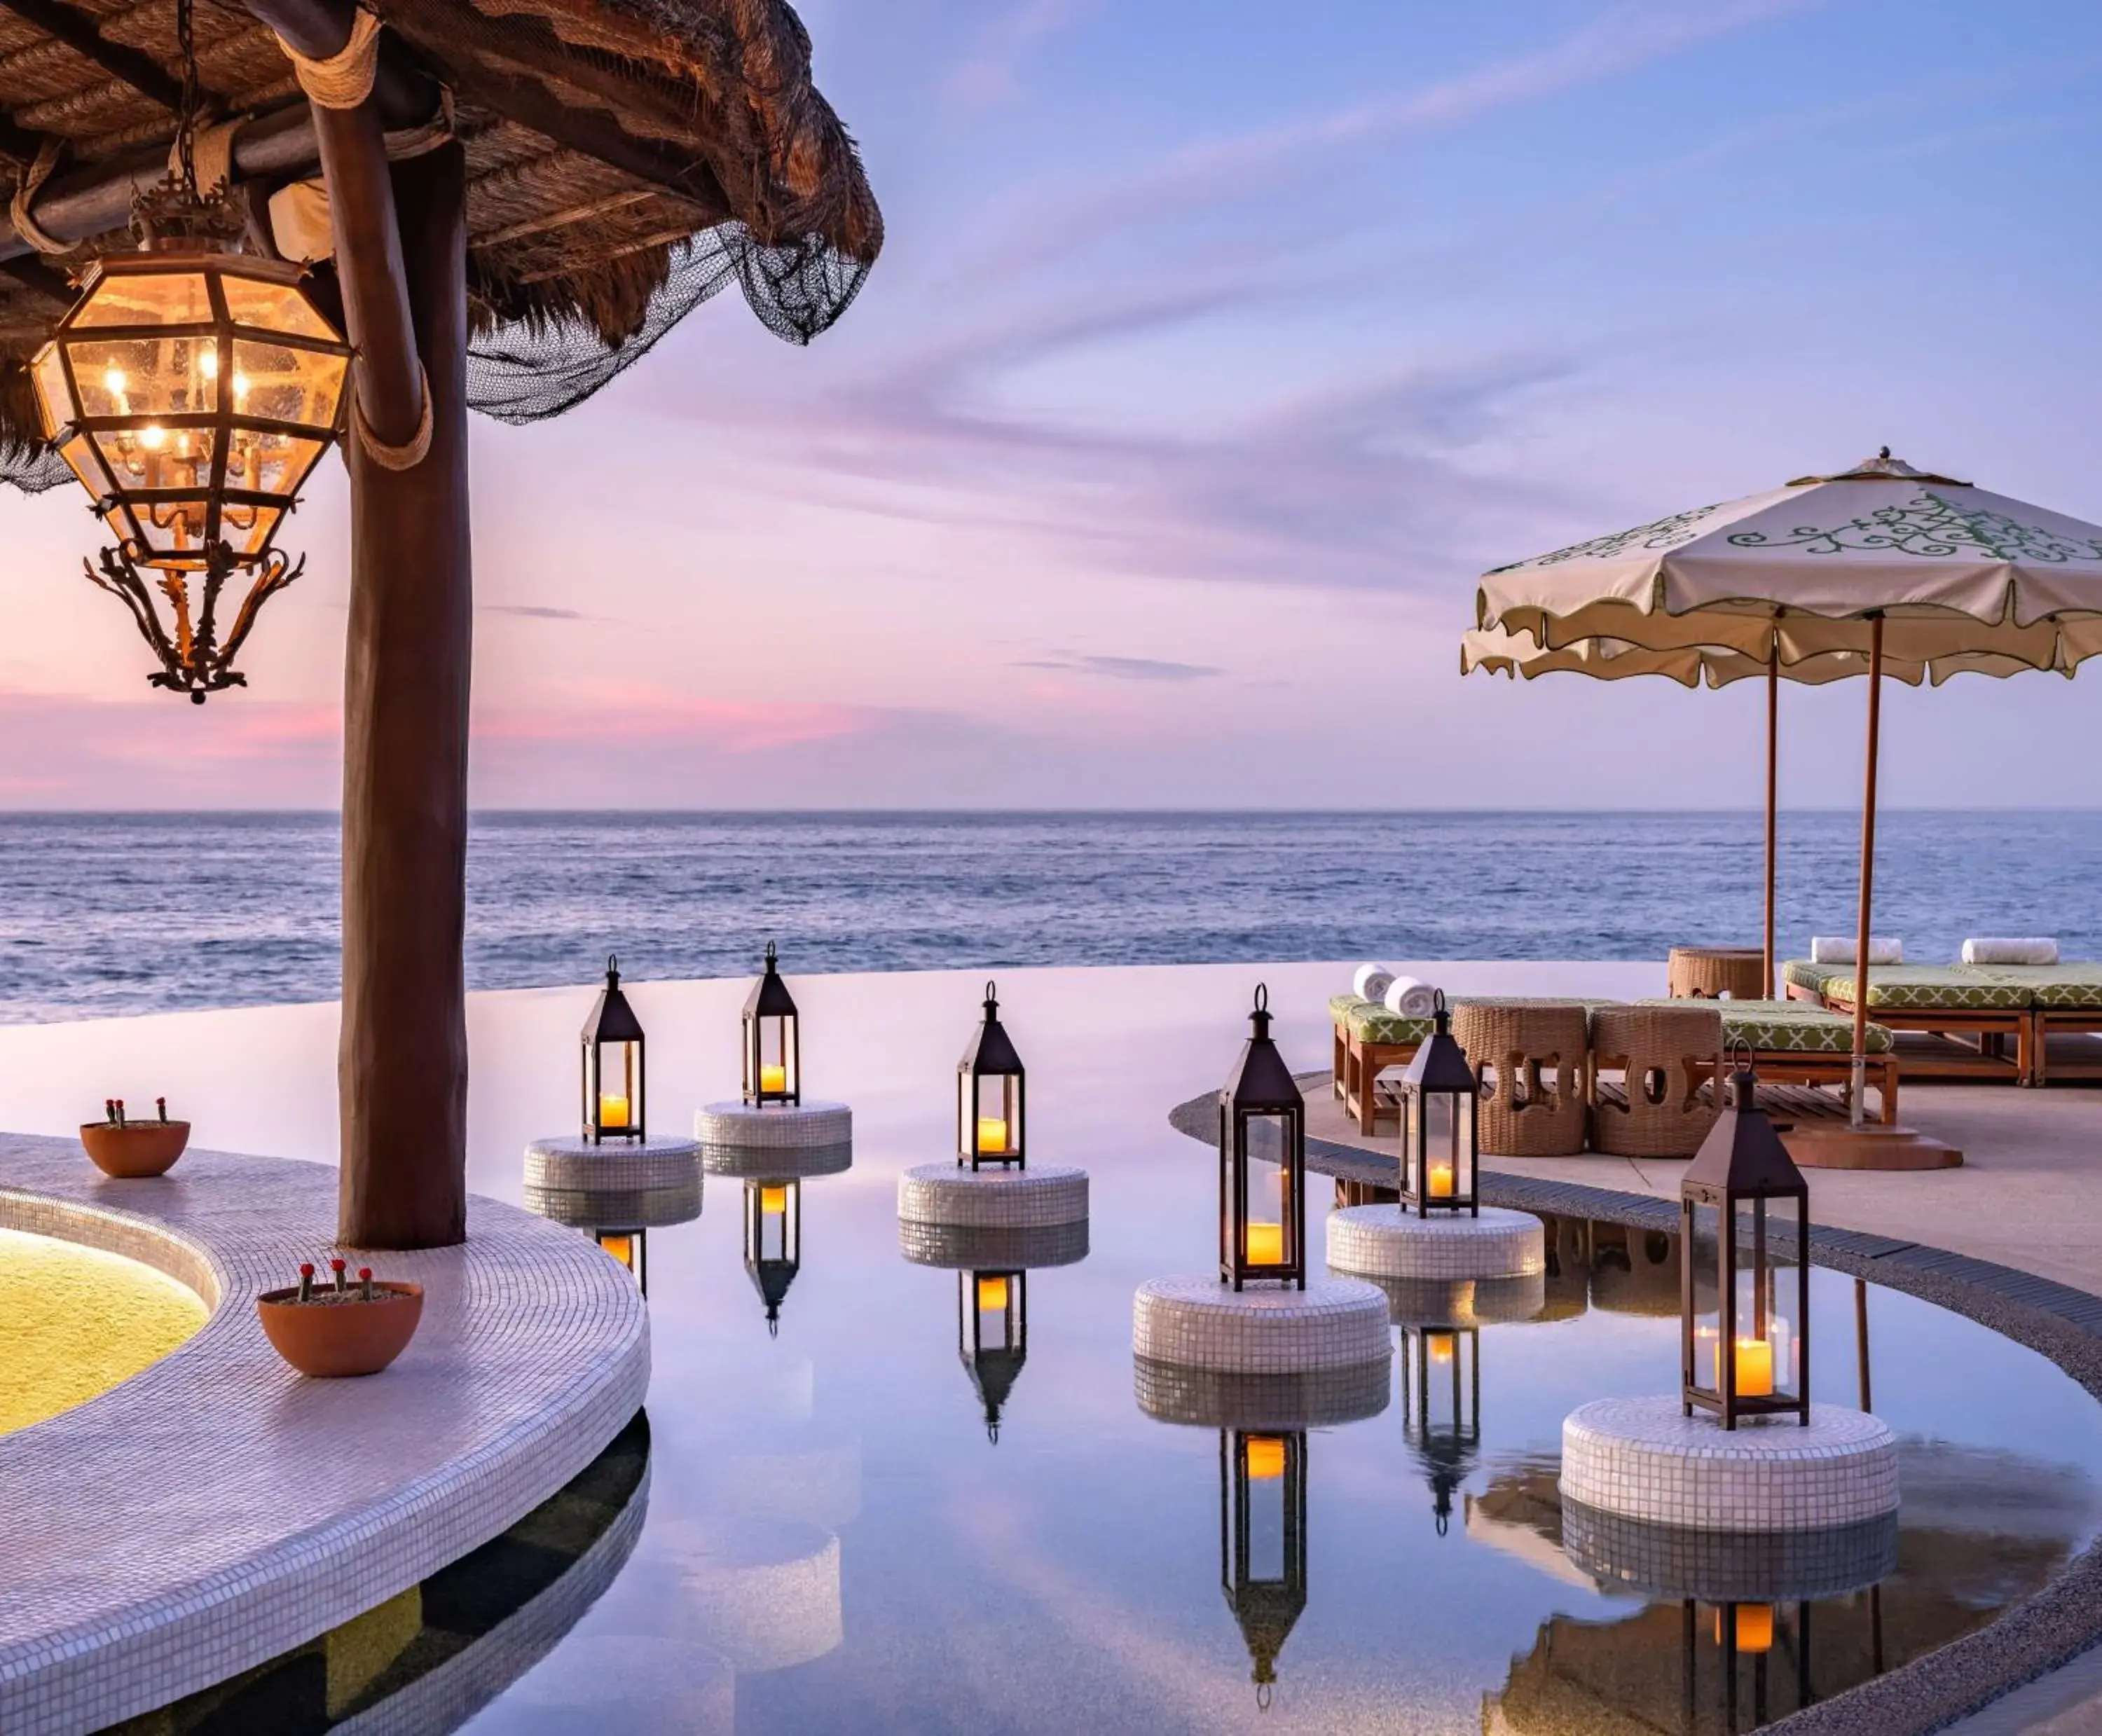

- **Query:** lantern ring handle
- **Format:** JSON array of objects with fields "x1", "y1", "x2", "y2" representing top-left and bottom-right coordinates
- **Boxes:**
[
  {"x1": 764, "y1": 939, "x2": 778, "y2": 968},
  {"x1": 1253, "y1": 982, "x2": 1268, "y2": 1013},
  {"x1": 984, "y1": 979, "x2": 997, "y2": 1002},
  {"x1": 605, "y1": 953, "x2": 619, "y2": 979}
]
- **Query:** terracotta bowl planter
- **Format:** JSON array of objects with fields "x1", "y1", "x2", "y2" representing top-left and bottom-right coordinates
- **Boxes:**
[
  {"x1": 80, "y1": 1120, "x2": 189, "y2": 1178},
  {"x1": 257, "y1": 1282, "x2": 424, "y2": 1377}
]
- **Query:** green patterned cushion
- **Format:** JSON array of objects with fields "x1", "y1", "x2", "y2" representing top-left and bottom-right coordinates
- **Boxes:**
[
  {"x1": 1635, "y1": 998, "x2": 1893, "y2": 1054},
  {"x1": 1330, "y1": 994, "x2": 1616, "y2": 1046},
  {"x1": 1954, "y1": 963, "x2": 2102, "y2": 1009},
  {"x1": 1781, "y1": 960, "x2": 1848, "y2": 993},
  {"x1": 1820, "y1": 965, "x2": 2030, "y2": 1012}
]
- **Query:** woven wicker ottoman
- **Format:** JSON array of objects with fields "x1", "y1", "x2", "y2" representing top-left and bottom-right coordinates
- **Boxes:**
[
  {"x1": 1451, "y1": 1003, "x2": 1588, "y2": 1158},
  {"x1": 1589, "y1": 1003, "x2": 1722, "y2": 1159}
]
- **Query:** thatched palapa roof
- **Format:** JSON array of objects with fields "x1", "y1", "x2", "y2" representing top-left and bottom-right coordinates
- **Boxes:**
[{"x1": 0, "y1": 0, "x2": 881, "y2": 471}]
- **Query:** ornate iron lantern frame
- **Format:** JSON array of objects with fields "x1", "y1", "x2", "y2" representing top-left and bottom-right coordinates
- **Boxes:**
[
  {"x1": 1219, "y1": 984, "x2": 1305, "y2": 1290},
  {"x1": 1397, "y1": 990, "x2": 1480, "y2": 1216},
  {"x1": 742, "y1": 942, "x2": 802, "y2": 1106},
  {"x1": 581, "y1": 954, "x2": 647, "y2": 1145},
  {"x1": 1402, "y1": 1324, "x2": 1481, "y2": 1534},
  {"x1": 1681, "y1": 1063, "x2": 1811, "y2": 1428},
  {"x1": 1221, "y1": 1427, "x2": 1307, "y2": 1709},
  {"x1": 743, "y1": 1178, "x2": 802, "y2": 1335},
  {"x1": 957, "y1": 980, "x2": 1025, "y2": 1169},
  {"x1": 958, "y1": 1268, "x2": 1026, "y2": 1441}
]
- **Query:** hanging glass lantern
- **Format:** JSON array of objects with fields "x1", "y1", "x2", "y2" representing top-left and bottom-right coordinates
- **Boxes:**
[
  {"x1": 1402, "y1": 1325, "x2": 1481, "y2": 1535},
  {"x1": 743, "y1": 1178, "x2": 802, "y2": 1335},
  {"x1": 595, "y1": 1227, "x2": 647, "y2": 1295},
  {"x1": 1682, "y1": 1063, "x2": 1810, "y2": 1428},
  {"x1": 1398, "y1": 991, "x2": 1480, "y2": 1215},
  {"x1": 958, "y1": 1269, "x2": 1026, "y2": 1442},
  {"x1": 581, "y1": 954, "x2": 646, "y2": 1145},
  {"x1": 30, "y1": 186, "x2": 350, "y2": 703},
  {"x1": 1220, "y1": 1428, "x2": 1307, "y2": 1709},
  {"x1": 1219, "y1": 984, "x2": 1305, "y2": 1290},
  {"x1": 742, "y1": 941, "x2": 801, "y2": 1105},
  {"x1": 957, "y1": 980, "x2": 1025, "y2": 1169}
]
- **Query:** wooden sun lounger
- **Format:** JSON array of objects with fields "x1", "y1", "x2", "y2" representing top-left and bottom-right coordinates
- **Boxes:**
[{"x1": 1786, "y1": 963, "x2": 2034, "y2": 1086}]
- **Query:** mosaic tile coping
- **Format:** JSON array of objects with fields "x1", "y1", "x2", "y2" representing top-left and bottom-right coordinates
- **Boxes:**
[
  {"x1": 1326, "y1": 1203, "x2": 1546, "y2": 1282},
  {"x1": 0, "y1": 1133, "x2": 649, "y2": 1736},
  {"x1": 524, "y1": 1133, "x2": 703, "y2": 1194},
  {"x1": 1132, "y1": 1274, "x2": 1392, "y2": 1374},
  {"x1": 694, "y1": 1100, "x2": 853, "y2": 1159},
  {"x1": 1562, "y1": 1396, "x2": 1900, "y2": 1533},
  {"x1": 896, "y1": 1162, "x2": 1089, "y2": 1229},
  {"x1": 1132, "y1": 1355, "x2": 1391, "y2": 1431},
  {"x1": 897, "y1": 1216, "x2": 1090, "y2": 1272},
  {"x1": 1561, "y1": 1499, "x2": 1899, "y2": 1604}
]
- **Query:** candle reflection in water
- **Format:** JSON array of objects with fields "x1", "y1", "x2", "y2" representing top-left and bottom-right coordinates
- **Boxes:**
[
  {"x1": 959, "y1": 1269, "x2": 1026, "y2": 1442},
  {"x1": 1402, "y1": 1324, "x2": 1481, "y2": 1536},
  {"x1": 595, "y1": 1228, "x2": 647, "y2": 1295},
  {"x1": 1221, "y1": 1427, "x2": 1307, "y2": 1710},
  {"x1": 744, "y1": 1179, "x2": 802, "y2": 1336}
]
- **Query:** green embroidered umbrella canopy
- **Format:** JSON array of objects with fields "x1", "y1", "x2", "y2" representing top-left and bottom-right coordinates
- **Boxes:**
[{"x1": 1464, "y1": 450, "x2": 2102, "y2": 1149}]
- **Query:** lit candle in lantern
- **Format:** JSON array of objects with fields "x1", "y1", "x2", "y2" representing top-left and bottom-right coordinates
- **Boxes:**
[
  {"x1": 761, "y1": 1185, "x2": 787, "y2": 1215},
  {"x1": 1717, "y1": 1604, "x2": 1774, "y2": 1653},
  {"x1": 1245, "y1": 1222, "x2": 1284, "y2": 1265},
  {"x1": 598, "y1": 1093, "x2": 631, "y2": 1130},
  {"x1": 1733, "y1": 1336, "x2": 1774, "y2": 1397},
  {"x1": 977, "y1": 1116, "x2": 1009, "y2": 1155},
  {"x1": 976, "y1": 1275, "x2": 1009, "y2": 1312},
  {"x1": 1429, "y1": 1332, "x2": 1455, "y2": 1366},
  {"x1": 1244, "y1": 1435, "x2": 1286, "y2": 1480},
  {"x1": 760, "y1": 1063, "x2": 787, "y2": 1095},
  {"x1": 1429, "y1": 1159, "x2": 1455, "y2": 1199}
]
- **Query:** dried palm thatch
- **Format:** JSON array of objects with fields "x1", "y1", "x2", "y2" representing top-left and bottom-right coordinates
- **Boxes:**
[{"x1": 0, "y1": 0, "x2": 881, "y2": 483}]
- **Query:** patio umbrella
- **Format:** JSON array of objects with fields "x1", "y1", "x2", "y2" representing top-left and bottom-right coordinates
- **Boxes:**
[{"x1": 1465, "y1": 450, "x2": 2102, "y2": 1147}]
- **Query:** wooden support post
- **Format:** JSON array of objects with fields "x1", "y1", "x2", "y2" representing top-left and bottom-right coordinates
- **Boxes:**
[{"x1": 336, "y1": 140, "x2": 472, "y2": 1248}]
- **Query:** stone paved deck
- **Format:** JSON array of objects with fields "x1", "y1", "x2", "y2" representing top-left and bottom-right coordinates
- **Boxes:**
[{"x1": 0, "y1": 1134, "x2": 648, "y2": 1736}]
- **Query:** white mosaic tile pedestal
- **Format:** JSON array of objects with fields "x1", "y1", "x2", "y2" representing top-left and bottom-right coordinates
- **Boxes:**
[
  {"x1": 666, "y1": 1514, "x2": 843, "y2": 1673},
  {"x1": 1131, "y1": 1274, "x2": 1391, "y2": 1374},
  {"x1": 525, "y1": 1134, "x2": 703, "y2": 1195},
  {"x1": 694, "y1": 1101, "x2": 853, "y2": 1179},
  {"x1": 1368, "y1": 1270, "x2": 1547, "y2": 1329},
  {"x1": 1560, "y1": 1396, "x2": 1900, "y2": 1532},
  {"x1": 896, "y1": 1163, "x2": 1088, "y2": 1230},
  {"x1": 1133, "y1": 1355, "x2": 1390, "y2": 1430},
  {"x1": 1326, "y1": 1204, "x2": 1545, "y2": 1282},
  {"x1": 898, "y1": 1217, "x2": 1089, "y2": 1272},
  {"x1": 1561, "y1": 1499, "x2": 1899, "y2": 1603},
  {"x1": 523, "y1": 1177, "x2": 702, "y2": 1230}
]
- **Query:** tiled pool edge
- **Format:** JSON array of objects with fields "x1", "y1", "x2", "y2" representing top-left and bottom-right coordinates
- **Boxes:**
[
  {"x1": 1164, "y1": 1093, "x2": 2102, "y2": 1736},
  {"x1": 0, "y1": 1135, "x2": 650, "y2": 1736}
]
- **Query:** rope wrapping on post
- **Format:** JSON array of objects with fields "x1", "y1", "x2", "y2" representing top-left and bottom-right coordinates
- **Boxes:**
[
  {"x1": 10, "y1": 137, "x2": 69, "y2": 254},
  {"x1": 352, "y1": 364, "x2": 434, "y2": 470},
  {"x1": 169, "y1": 118, "x2": 245, "y2": 194},
  {"x1": 277, "y1": 4, "x2": 383, "y2": 110}
]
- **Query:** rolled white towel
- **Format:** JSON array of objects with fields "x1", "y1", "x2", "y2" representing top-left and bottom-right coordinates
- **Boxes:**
[
  {"x1": 1353, "y1": 963, "x2": 1396, "y2": 1003},
  {"x1": 1963, "y1": 937, "x2": 2059, "y2": 965},
  {"x1": 1384, "y1": 975, "x2": 1438, "y2": 1019},
  {"x1": 1810, "y1": 936, "x2": 1902, "y2": 966}
]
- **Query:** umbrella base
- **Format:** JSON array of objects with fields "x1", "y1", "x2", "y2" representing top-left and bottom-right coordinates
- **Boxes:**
[{"x1": 1781, "y1": 1122, "x2": 1963, "y2": 1170}]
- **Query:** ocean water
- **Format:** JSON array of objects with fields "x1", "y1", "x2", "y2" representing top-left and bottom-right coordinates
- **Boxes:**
[{"x1": 0, "y1": 809, "x2": 2095, "y2": 1024}]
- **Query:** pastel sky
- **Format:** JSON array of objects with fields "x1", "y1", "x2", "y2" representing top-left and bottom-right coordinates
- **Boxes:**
[{"x1": 5, "y1": 0, "x2": 2102, "y2": 808}]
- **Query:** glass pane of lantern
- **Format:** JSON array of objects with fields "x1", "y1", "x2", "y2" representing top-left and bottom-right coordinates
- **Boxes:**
[
  {"x1": 1243, "y1": 1435, "x2": 1287, "y2": 1579},
  {"x1": 596, "y1": 1042, "x2": 640, "y2": 1131},
  {"x1": 973, "y1": 1075, "x2": 1017, "y2": 1157},
  {"x1": 229, "y1": 431, "x2": 326, "y2": 503},
  {"x1": 221, "y1": 273, "x2": 340, "y2": 343},
  {"x1": 65, "y1": 335, "x2": 218, "y2": 419},
  {"x1": 1732, "y1": 1194, "x2": 1801, "y2": 1401},
  {"x1": 224, "y1": 504, "x2": 284, "y2": 561},
  {"x1": 975, "y1": 1274, "x2": 1012, "y2": 1346},
  {"x1": 755, "y1": 1018, "x2": 792, "y2": 1095},
  {"x1": 31, "y1": 345, "x2": 75, "y2": 434},
  {"x1": 1422, "y1": 1094, "x2": 1461, "y2": 1201},
  {"x1": 1688, "y1": 1200, "x2": 1722, "y2": 1393},
  {"x1": 231, "y1": 338, "x2": 343, "y2": 432},
  {"x1": 73, "y1": 270, "x2": 213, "y2": 327},
  {"x1": 757, "y1": 1184, "x2": 790, "y2": 1258},
  {"x1": 1424, "y1": 1330, "x2": 1464, "y2": 1429},
  {"x1": 57, "y1": 434, "x2": 112, "y2": 497},
  {"x1": 1239, "y1": 1114, "x2": 1291, "y2": 1267}
]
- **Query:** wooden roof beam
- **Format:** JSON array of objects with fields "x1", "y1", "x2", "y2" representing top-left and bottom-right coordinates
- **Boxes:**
[{"x1": 0, "y1": 0, "x2": 185, "y2": 111}]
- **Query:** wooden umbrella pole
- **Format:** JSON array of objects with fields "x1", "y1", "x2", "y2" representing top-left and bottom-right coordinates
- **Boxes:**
[
  {"x1": 1849, "y1": 614, "x2": 1884, "y2": 1129},
  {"x1": 1764, "y1": 639, "x2": 1778, "y2": 1000}
]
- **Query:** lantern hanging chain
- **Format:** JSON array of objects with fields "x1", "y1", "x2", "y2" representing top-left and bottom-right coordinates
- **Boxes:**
[{"x1": 174, "y1": 0, "x2": 200, "y2": 198}]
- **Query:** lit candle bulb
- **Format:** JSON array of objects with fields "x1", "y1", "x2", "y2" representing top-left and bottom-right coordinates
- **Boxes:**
[
  {"x1": 1244, "y1": 1436, "x2": 1286, "y2": 1480},
  {"x1": 102, "y1": 365, "x2": 128, "y2": 413},
  {"x1": 1244, "y1": 1222, "x2": 1284, "y2": 1265},
  {"x1": 1429, "y1": 1332, "x2": 1455, "y2": 1366},
  {"x1": 761, "y1": 1185, "x2": 787, "y2": 1215},
  {"x1": 598, "y1": 1093, "x2": 631, "y2": 1129},
  {"x1": 232, "y1": 371, "x2": 251, "y2": 412},
  {"x1": 976, "y1": 1115, "x2": 1008, "y2": 1155},
  {"x1": 199, "y1": 347, "x2": 218, "y2": 380},
  {"x1": 139, "y1": 424, "x2": 165, "y2": 450},
  {"x1": 975, "y1": 1275, "x2": 1008, "y2": 1312},
  {"x1": 760, "y1": 1063, "x2": 787, "y2": 1094}
]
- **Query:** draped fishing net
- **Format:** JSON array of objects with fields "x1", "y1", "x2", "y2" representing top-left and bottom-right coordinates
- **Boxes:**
[{"x1": 465, "y1": 221, "x2": 869, "y2": 425}]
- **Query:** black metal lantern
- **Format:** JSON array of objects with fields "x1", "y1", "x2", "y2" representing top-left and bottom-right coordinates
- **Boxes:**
[
  {"x1": 30, "y1": 190, "x2": 350, "y2": 703},
  {"x1": 958, "y1": 980, "x2": 1025, "y2": 1169},
  {"x1": 958, "y1": 1269, "x2": 1027, "y2": 1442},
  {"x1": 595, "y1": 1227, "x2": 647, "y2": 1295},
  {"x1": 1219, "y1": 984, "x2": 1305, "y2": 1290},
  {"x1": 1398, "y1": 991, "x2": 1480, "y2": 1215},
  {"x1": 582, "y1": 954, "x2": 646, "y2": 1145},
  {"x1": 743, "y1": 1179, "x2": 802, "y2": 1335},
  {"x1": 1682, "y1": 1063, "x2": 1810, "y2": 1428},
  {"x1": 1402, "y1": 1325, "x2": 1481, "y2": 1536},
  {"x1": 1221, "y1": 1428, "x2": 1307, "y2": 1709},
  {"x1": 1686, "y1": 1599, "x2": 1811, "y2": 1730},
  {"x1": 742, "y1": 942, "x2": 802, "y2": 1106}
]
